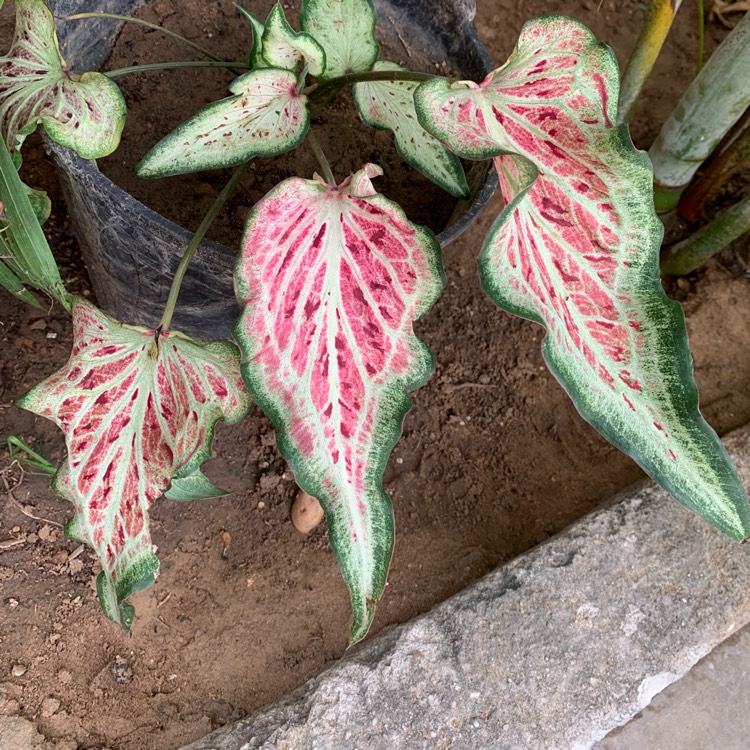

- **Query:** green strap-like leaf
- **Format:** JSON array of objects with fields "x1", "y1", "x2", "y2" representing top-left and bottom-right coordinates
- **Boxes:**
[
  {"x1": 416, "y1": 16, "x2": 750, "y2": 540},
  {"x1": 18, "y1": 299, "x2": 251, "y2": 630},
  {"x1": 0, "y1": 0, "x2": 126, "y2": 158},
  {"x1": 261, "y1": 3, "x2": 326, "y2": 77},
  {"x1": 299, "y1": 0, "x2": 379, "y2": 80},
  {"x1": 0, "y1": 254, "x2": 41, "y2": 307},
  {"x1": 0, "y1": 135, "x2": 67, "y2": 305},
  {"x1": 354, "y1": 61, "x2": 469, "y2": 199},
  {"x1": 136, "y1": 68, "x2": 310, "y2": 178}
]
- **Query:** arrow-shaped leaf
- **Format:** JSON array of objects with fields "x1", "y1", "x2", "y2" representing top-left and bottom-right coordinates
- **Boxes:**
[
  {"x1": 354, "y1": 61, "x2": 469, "y2": 199},
  {"x1": 299, "y1": 0, "x2": 379, "y2": 80},
  {"x1": 415, "y1": 15, "x2": 750, "y2": 540},
  {"x1": 261, "y1": 3, "x2": 325, "y2": 77},
  {"x1": 17, "y1": 299, "x2": 251, "y2": 630},
  {"x1": 235, "y1": 164, "x2": 445, "y2": 642},
  {"x1": 0, "y1": 0, "x2": 126, "y2": 158},
  {"x1": 136, "y1": 68, "x2": 310, "y2": 178}
]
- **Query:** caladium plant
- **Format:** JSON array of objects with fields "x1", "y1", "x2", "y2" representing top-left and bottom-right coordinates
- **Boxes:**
[{"x1": 2, "y1": 0, "x2": 749, "y2": 644}]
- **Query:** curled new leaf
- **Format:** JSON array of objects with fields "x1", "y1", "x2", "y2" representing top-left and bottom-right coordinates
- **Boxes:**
[
  {"x1": 0, "y1": 0, "x2": 126, "y2": 158},
  {"x1": 415, "y1": 15, "x2": 750, "y2": 540},
  {"x1": 136, "y1": 68, "x2": 310, "y2": 178},
  {"x1": 235, "y1": 164, "x2": 445, "y2": 642},
  {"x1": 18, "y1": 299, "x2": 251, "y2": 630}
]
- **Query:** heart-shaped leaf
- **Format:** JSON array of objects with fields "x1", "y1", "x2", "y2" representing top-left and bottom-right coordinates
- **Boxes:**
[
  {"x1": 261, "y1": 3, "x2": 325, "y2": 78},
  {"x1": 0, "y1": 0, "x2": 126, "y2": 158},
  {"x1": 235, "y1": 164, "x2": 444, "y2": 642},
  {"x1": 354, "y1": 61, "x2": 469, "y2": 199},
  {"x1": 17, "y1": 299, "x2": 251, "y2": 630},
  {"x1": 136, "y1": 68, "x2": 310, "y2": 178},
  {"x1": 415, "y1": 16, "x2": 750, "y2": 540},
  {"x1": 299, "y1": 0, "x2": 379, "y2": 80}
]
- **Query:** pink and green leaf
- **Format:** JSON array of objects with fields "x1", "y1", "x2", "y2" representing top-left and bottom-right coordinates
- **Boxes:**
[
  {"x1": 234, "y1": 164, "x2": 445, "y2": 642},
  {"x1": 0, "y1": 0, "x2": 126, "y2": 158},
  {"x1": 136, "y1": 68, "x2": 310, "y2": 178},
  {"x1": 261, "y1": 4, "x2": 326, "y2": 78},
  {"x1": 353, "y1": 62, "x2": 469, "y2": 199},
  {"x1": 299, "y1": 0, "x2": 379, "y2": 80},
  {"x1": 415, "y1": 15, "x2": 750, "y2": 540},
  {"x1": 17, "y1": 299, "x2": 251, "y2": 630}
]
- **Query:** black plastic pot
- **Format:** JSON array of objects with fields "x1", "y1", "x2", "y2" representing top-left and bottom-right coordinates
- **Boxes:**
[{"x1": 47, "y1": 0, "x2": 496, "y2": 339}]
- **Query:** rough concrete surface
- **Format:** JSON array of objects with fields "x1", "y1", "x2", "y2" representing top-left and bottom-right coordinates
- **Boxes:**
[{"x1": 182, "y1": 426, "x2": 750, "y2": 750}]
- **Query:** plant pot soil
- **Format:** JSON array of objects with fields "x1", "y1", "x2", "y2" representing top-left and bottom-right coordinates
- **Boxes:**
[
  {"x1": 1, "y1": 2, "x2": 749, "y2": 750},
  {"x1": 47, "y1": 0, "x2": 495, "y2": 338}
]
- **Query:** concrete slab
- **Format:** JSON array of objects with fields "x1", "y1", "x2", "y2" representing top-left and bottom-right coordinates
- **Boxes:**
[
  {"x1": 597, "y1": 623, "x2": 750, "y2": 750},
  {"x1": 181, "y1": 426, "x2": 750, "y2": 750}
]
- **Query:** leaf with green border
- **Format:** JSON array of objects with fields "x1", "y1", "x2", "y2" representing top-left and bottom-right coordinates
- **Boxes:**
[
  {"x1": 0, "y1": 0, "x2": 126, "y2": 158},
  {"x1": 136, "y1": 68, "x2": 310, "y2": 178},
  {"x1": 415, "y1": 15, "x2": 750, "y2": 540},
  {"x1": 234, "y1": 164, "x2": 445, "y2": 642},
  {"x1": 261, "y1": 3, "x2": 325, "y2": 77},
  {"x1": 18, "y1": 298, "x2": 251, "y2": 630},
  {"x1": 235, "y1": 4, "x2": 267, "y2": 69},
  {"x1": 299, "y1": 0, "x2": 379, "y2": 80},
  {"x1": 354, "y1": 61, "x2": 469, "y2": 199}
]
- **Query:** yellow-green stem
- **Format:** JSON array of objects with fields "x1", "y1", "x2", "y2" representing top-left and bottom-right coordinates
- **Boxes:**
[
  {"x1": 159, "y1": 163, "x2": 250, "y2": 332},
  {"x1": 617, "y1": 0, "x2": 683, "y2": 124}
]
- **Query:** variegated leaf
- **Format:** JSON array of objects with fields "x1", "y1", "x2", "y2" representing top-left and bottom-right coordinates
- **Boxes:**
[
  {"x1": 235, "y1": 5, "x2": 267, "y2": 69},
  {"x1": 415, "y1": 16, "x2": 750, "y2": 540},
  {"x1": 235, "y1": 164, "x2": 444, "y2": 642},
  {"x1": 354, "y1": 61, "x2": 469, "y2": 199},
  {"x1": 17, "y1": 299, "x2": 251, "y2": 630},
  {"x1": 0, "y1": 0, "x2": 126, "y2": 157},
  {"x1": 299, "y1": 0, "x2": 379, "y2": 80},
  {"x1": 261, "y1": 3, "x2": 325, "y2": 78},
  {"x1": 136, "y1": 68, "x2": 309, "y2": 178}
]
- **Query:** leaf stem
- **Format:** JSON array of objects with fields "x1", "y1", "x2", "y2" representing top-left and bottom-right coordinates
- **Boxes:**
[
  {"x1": 158, "y1": 163, "x2": 250, "y2": 332},
  {"x1": 306, "y1": 129, "x2": 335, "y2": 185},
  {"x1": 105, "y1": 60, "x2": 250, "y2": 78},
  {"x1": 305, "y1": 69, "x2": 438, "y2": 98},
  {"x1": 60, "y1": 12, "x2": 225, "y2": 63},
  {"x1": 696, "y1": 0, "x2": 705, "y2": 73}
]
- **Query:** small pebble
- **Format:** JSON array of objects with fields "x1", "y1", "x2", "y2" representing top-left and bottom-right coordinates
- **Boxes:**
[
  {"x1": 11, "y1": 664, "x2": 27, "y2": 677},
  {"x1": 291, "y1": 490, "x2": 325, "y2": 534},
  {"x1": 41, "y1": 697, "x2": 60, "y2": 717}
]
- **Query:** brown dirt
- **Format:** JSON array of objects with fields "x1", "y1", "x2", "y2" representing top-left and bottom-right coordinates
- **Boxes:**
[
  {"x1": 98, "y1": 0, "x2": 459, "y2": 240},
  {"x1": 1, "y1": 2, "x2": 749, "y2": 750}
]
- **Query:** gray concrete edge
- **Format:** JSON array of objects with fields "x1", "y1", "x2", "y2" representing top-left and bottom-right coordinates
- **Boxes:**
[{"x1": 181, "y1": 425, "x2": 750, "y2": 750}]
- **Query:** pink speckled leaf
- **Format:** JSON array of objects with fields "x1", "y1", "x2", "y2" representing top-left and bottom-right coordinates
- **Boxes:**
[
  {"x1": 17, "y1": 299, "x2": 251, "y2": 630},
  {"x1": 136, "y1": 68, "x2": 309, "y2": 178},
  {"x1": 0, "y1": 0, "x2": 126, "y2": 157},
  {"x1": 415, "y1": 16, "x2": 750, "y2": 539},
  {"x1": 235, "y1": 164, "x2": 444, "y2": 642}
]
